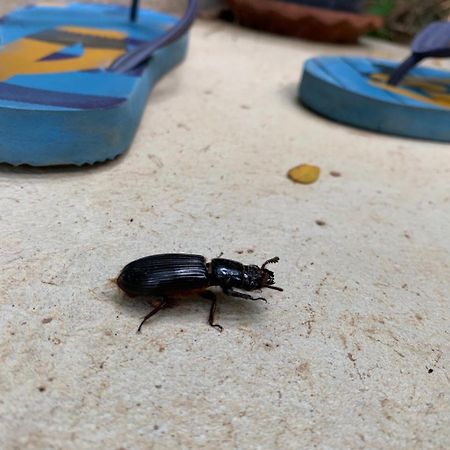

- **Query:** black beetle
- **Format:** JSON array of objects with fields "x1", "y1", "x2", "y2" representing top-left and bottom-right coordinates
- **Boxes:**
[{"x1": 117, "y1": 253, "x2": 283, "y2": 332}]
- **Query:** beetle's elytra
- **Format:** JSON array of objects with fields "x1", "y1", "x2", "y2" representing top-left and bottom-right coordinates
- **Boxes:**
[{"x1": 117, "y1": 253, "x2": 283, "y2": 332}]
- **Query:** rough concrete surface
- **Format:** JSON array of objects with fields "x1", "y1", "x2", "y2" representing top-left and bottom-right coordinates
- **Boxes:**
[{"x1": 0, "y1": 4, "x2": 450, "y2": 450}]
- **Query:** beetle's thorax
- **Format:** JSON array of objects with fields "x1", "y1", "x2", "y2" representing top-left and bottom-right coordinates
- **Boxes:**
[{"x1": 208, "y1": 258, "x2": 265, "y2": 291}]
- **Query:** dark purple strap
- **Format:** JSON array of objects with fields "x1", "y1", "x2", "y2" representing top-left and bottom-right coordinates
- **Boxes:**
[
  {"x1": 130, "y1": 0, "x2": 139, "y2": 22},
  {"x1": 388, "y1": 21, "x2": 450, "y2": 85},
  {"x1": 111, "y1": 0, "x2": 198, "y2": 73}
]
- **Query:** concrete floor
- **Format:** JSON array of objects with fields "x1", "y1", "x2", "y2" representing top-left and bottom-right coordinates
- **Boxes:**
[{"x1": 0, "y1": 4, "x2": 449, "y2": 450}]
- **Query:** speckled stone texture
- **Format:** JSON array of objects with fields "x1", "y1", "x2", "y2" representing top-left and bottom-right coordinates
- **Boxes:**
[{"x1": 0, "y1": 3, "x2": 449, "y2": 450}]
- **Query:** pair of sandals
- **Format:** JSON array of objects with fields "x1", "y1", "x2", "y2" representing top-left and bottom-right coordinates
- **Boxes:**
[{"x1": 0, "y1": 1, "x2": 448, "y2": 166}]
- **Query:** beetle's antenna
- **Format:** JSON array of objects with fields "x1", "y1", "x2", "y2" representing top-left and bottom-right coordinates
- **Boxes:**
[
  {"x1": 262, "y1": 256, "x2": 280, "y2": 270},
  {"x1": 266, "y1": 285, "x2": 283, "y2": 292}
]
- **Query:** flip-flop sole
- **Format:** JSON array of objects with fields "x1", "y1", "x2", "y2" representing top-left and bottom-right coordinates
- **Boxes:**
[
  {"x1": 299, "y1": 56, "x2": 450, "y2": 142},
  {"x1": 0, "y1": 2, "x2": 189, "y2": 165}
]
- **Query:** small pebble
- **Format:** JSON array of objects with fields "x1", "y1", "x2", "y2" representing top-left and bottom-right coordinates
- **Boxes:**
[{"x1": 288, "y1": 164, "x2": 320, "y2": 184}]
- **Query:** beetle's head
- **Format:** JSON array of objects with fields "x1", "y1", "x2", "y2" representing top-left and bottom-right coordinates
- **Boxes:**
[
  {"x1": 260, "y1": 256, "x2": 283, "y2": 291},
  {"x1": 261, "y1": 268, "x2": 276, "y2": 287},
  {"x1": 242, "y1": 257, "x2": 283, "y2": 291}
]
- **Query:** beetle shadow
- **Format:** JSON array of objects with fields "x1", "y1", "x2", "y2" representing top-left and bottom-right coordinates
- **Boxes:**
[{"x1": 109, "y1": 288, "x2": 268, "y2": 330}]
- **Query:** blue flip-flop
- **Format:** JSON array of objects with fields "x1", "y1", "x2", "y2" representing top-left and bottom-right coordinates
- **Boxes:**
[
  {"x1": 0, "y1": 0, "x2": 197, "y2": 166},
  {"x1": 299, "y1": 21, "x2": 450, "y2": 142}
]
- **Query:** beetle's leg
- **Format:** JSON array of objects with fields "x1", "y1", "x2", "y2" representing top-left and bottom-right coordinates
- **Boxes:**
[
  {"x1": 137, "y1": 299, "x2": 168, "y2": 333},
  {"x1": 223, "y1": 288, "x2": 267, "y2": 303},
  {"x1": 200, "y1": 290, "x2": 223, "y2": 332}
]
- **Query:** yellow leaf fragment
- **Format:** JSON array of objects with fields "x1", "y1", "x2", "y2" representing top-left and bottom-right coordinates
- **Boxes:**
[{"x1": 287, "y1": 164, "x2": 320, "y2": 184}]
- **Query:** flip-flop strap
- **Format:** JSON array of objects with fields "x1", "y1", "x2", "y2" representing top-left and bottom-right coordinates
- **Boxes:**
[
  {"x1": 111, "y1": 0, "x2": 198, "y2": 73},
  {"x1": 388, "y1": 21, "x2": 450, "y2": 85},
  {"x1": 388, "y1": 54, "x2": 424, "y2": 85},
  {"x1": 130, "y1": 0, "x2": 140, "y2": 22}
]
